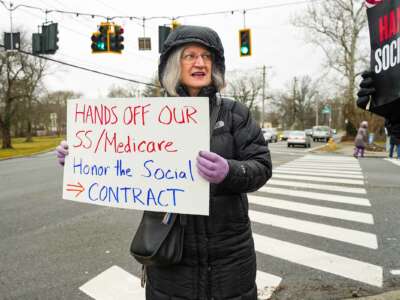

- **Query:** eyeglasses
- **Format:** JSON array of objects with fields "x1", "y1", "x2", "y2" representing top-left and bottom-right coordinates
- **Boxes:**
[{"x1": 181, "y1": 52, "x2": 212, "y2": 64}]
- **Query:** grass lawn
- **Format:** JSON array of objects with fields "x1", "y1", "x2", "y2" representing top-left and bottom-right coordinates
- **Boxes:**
[{"x1": 0, "y1": 136, "x2": 64, "y2": 160}]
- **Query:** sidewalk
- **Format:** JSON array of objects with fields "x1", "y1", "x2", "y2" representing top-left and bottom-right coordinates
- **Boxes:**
[{"x1": 311, "y1": 141, "x2": 389, "y2": 158}]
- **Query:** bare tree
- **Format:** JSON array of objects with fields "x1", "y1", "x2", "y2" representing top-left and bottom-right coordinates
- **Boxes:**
[
  {"x1": 0, "y1": 33, "x2": 48, "y2": 148},
  {"x1": 224, "y1": 71, "x2": 263, "y2": 111},
  {"x1": 273, "y1": 76, "x2": 317, "y2": 129},
  {"x1": 107, "y1": 83, "x2": 141, "y2": 98},
  {"x1": 141, "y1": 76, "x2": 162, "y2": 97},
  {"x1": 292, "y1": 0, "x2": 368, "y2": 131},
  {"x1": 39, "y1": 91, "x2": 82, "y2": 136}
]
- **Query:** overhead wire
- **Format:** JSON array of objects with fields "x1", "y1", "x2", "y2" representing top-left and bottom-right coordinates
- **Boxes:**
[
  {"x1": 0, "y1": 43, "x2": 160, "y2": 87},
  {"x1": 1, "y1": 0, "x2": 321, "y2": 23},
  {"x1": 0, "y1": 0, "x2": 320, "y2": 88}
]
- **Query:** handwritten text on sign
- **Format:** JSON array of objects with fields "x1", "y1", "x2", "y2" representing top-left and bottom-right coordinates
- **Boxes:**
[{"x1": 62, "y1": 97, "x2": 210, "y2": 215}]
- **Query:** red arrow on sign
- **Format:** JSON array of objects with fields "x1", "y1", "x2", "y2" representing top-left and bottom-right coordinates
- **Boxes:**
[{"x1": 66, "y1": 182, "x2": 85, "y2": 197}]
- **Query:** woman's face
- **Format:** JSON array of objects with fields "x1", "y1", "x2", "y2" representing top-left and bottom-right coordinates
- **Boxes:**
[{"x1": 180, "y1": 44, "x2": 213, "y2": 96}]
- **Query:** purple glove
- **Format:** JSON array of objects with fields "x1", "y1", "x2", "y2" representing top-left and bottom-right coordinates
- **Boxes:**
[
  {"x1": 196, "y1": 150, "x2": 229, "y2": 184},
  {"x1": 55, "y1": 140, "x2": 69, "y2": 166}
]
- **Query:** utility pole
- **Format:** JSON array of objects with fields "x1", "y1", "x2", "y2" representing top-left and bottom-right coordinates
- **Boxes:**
[
  {"x1": 315, "y1": 94, "x2": 319, "y2": 126},
  {"x1": 261, "y1": 65, "x2": 266, "y2": 128}
]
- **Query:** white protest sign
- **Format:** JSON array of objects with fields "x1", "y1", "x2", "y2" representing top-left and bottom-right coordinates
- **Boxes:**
[{"x1": 62, "y1": 97, "x2": 210, "y2": 215}]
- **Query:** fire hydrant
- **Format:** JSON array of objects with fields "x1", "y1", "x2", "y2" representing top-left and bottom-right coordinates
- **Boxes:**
[{"x1": 327, "y1": 138, "x2": 337, "y2": 151}]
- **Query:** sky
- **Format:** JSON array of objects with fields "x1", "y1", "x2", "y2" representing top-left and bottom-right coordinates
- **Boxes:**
[{"x1": 0, "y1": 0, "x2": 338, "y2": 98}]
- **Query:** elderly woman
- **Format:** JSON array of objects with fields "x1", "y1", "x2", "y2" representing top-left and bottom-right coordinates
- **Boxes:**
[
  {"x1": 354, "y1": 121, "x2": 368, "y2": 158},
  {"x1": 57, "y1": 25, "x2": 272, "y2": 300}
]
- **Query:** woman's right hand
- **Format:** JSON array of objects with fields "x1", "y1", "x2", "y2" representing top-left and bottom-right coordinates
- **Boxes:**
[{"x1": 55, "y1": 140, "x2": 69, "y2": 166}]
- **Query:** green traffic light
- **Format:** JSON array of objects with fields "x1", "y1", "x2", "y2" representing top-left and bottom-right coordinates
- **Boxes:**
[
  {"x1": 97, "y1": 41, "x2": 106, "y2": 50},
  {"x1": 241, "y1": 46, "x2": 249, "y2": 55}
]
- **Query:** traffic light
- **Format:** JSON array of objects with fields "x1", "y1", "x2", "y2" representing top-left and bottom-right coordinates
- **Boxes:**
[
  {"x1": 109, "y1": 25, "x2": 124, "y2": 53},
  {"x1": 91, "y1": 24, "x2": 108, "y2": 53},
  {"x1": 31, "y1": 23, "x2": 58, "y2": 55},
  {"x1": 4, "y1": 32, "x2": 20, "y2": 50},
  {"x1": 239, "y1": 28, "x2": 251, "y2": 57},
  {"x1": 171, "y1": 20, "x2": 181, "y2": 30},
  {"x1": 42, "y1": 23, "x2": 59, "y2": 54},
  {"x1": 158, "y1": 26, "x2": 171, "y2": 53}
]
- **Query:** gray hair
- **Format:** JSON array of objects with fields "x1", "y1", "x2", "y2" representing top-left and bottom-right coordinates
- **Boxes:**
[{"x1": 160, "y1": 45, "x2": 225, "y2": 96}]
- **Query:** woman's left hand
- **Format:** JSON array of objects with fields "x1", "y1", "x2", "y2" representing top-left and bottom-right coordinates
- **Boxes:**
[{"x1": 196, "y1": 150, "x2": 229, "y2": 184}]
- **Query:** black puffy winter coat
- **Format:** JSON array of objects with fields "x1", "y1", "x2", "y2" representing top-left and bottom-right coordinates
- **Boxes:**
[{"x1": 146, "y1": 25, "x2": 272, "y2": 300}]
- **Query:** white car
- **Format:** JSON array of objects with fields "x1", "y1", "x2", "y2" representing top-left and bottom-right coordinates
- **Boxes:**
[
  {"x1": 262, "y1": 128, "x2": 278, "y2": 143},
  {"x1": 287, "y1": 130, "x2": 312, "y2": 148},
  {"x1": 312, "y1": 126, "x2": 332, "y2": 142}
]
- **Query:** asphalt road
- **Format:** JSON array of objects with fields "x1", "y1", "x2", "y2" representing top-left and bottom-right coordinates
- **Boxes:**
[{"x1": 1, "y1": 141, "x2": 400, "y2": 300}]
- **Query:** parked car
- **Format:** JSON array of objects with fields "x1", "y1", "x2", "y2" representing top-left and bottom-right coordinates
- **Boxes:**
[
  {"x1": 305, "y1": 128, "x2": 313, "y2": 136},
  {"x1": 312, "y1": 125, "x2": 332, "y2": 142},
  {"x1": 287, "y1": 130, "x2": 312, "y2": 148},
  {"x1": 262, "y1": 128, "x2": 278, "y2": 143},
  {"x1": 280, "y1": 130, "x2": 291, "y2": 141}
]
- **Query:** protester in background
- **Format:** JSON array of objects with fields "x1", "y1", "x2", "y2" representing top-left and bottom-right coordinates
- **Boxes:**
[
  {"x1": 354, "y1": 121, "x2": 368, "y2": 158},
  {"x1": 388, "y1": 122, "x2": 400, "y2": 159},
  {"x1": 357, "y1": 71, "x2": 400, "y2": 160},
  {"x1": 56, "y1": 25, "x2": 272, "y2": 300}
]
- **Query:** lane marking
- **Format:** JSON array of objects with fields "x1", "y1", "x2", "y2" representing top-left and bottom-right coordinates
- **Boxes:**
[
  {"x1": 268, "y1": 179, "x2": 366, "y2": 194},
  {"x1": 250, "y1": 210, "x2": 377, "y2": 249},
  {"x1": 272, "y1": 174, "x2": 364, "y2": 185},
  {"x1": 259, "y1": 187, "x2": 371, "y2": 206},
  {"x1": 248, "y1": 195, "x2": 374, "y2": 224},
  {"x1": 253, "y1": 234, "x2": 383, "y2": 287}
]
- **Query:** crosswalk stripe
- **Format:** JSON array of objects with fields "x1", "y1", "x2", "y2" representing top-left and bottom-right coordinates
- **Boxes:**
[
  {"x1": 295, "y1": 160, "x2": 360, "y2": 166},
  {"x1": 268, "y1": 179, "x2": 366, "y2": 194},
  {"x1": 248, "y1": 195, "x2": 374, "y2": 224},
  {"x1": 276, "y1": 165, "x2": 362, "y2": 174},
  {"x1": 253, "y1": 234, "x2": 383, "y2": 287},
  {"x1": 79, "y1": 266, "x2": 282, "y2": 300},
  {"x1": 249, "y1": 210, "x2": 377, "y2": 249},
  {"x1": 296, "y1": 157, "x2": 358, "y2": 162},
  {"x1": 259, "y1": 187, "x2": 371, "y2": 206},
  {"x1": 79, "y1": 265, "x2": 145, "y2": 300},
  {"x1": 272, "y1": 174, "x2": 364, "y2": 185},
  {"x1": 256, "y1": 270, "x2": 282, "y2": 289},
  {"x1": 274, "y1": 169, "x2": 363, "y2": 179},
  {"x1": 283, "y1": 163, "x2": 362, "y2": 171},
  {"x1": 384, "y1": 158, "x2": 400, "y2": 166}
]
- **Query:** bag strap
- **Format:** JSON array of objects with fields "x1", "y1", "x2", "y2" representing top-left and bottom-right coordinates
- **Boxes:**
[{"x1": 210, "y1": 93, "x2": 222, "y2": 137}]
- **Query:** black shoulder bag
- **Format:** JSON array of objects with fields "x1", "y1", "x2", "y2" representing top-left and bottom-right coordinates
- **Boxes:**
[{"x1": 130, "y1": 95, "x2": 222, "y2": 268}]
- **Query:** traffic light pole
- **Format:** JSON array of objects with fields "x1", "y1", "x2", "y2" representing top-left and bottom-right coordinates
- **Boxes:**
[
  {"x1": 262, "y1": 65, "x2": 266, "y2": 128},
  {"x1": 9, "y1": 2, "x2": 14, "y2": 51}
]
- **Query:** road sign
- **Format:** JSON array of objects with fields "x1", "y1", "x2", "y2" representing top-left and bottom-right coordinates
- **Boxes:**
[{"x1": 322, "y1": 106, "x2": 331, "y2": 114}]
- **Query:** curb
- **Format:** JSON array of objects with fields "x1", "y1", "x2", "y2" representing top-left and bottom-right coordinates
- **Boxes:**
[
  {"x1": 0, "y1": 148, "x2": 54, "y2": 161},
  {"x1": 342, "y1": 290, "x2": 400, "y2": 300}
]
